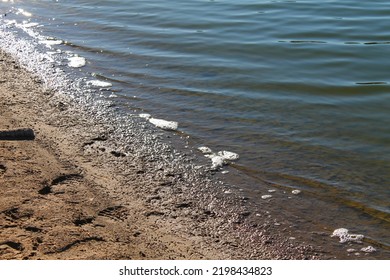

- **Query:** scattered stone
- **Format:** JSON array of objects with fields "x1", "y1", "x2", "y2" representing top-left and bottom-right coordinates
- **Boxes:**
[
  {"x1": 292, "y1": 190, "x2": 301, "y2": 195},
  {"x1": 261, "y1": 195, "x2": 273, "y2": 199},
  {"x1": 268, "y1": 189, "x2": 276, "y2": 193},
  {"x1": 347, "y1": 248, "x2": 356, "y2": 253}
]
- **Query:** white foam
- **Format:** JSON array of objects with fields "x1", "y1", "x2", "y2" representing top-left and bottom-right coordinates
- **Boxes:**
[
  {"x1": 199, "y1": 147, "x2": 239, "y2": 170},
  {"x1": 87, "y1": 80, "x2": 112, "y2": 88},
  {"x1": 46, "y1": 50, "x2": 62, "y2": 55},
  {"x1": 17, "y1": 8, "x2": 32, "y2": 17},
  {"x1": 210, "y1": 155, "x2": 225, "y2": 170},
  {"x1": 292, "y1": 189, "x2": 301, "y2": 195},
  {"x1": 344, "y1": 234, "x2": 364, "y2": 243},
  {"x1": 40, "y1": 39, "x2": 63, "y2": 47},
  {"x1": 68, "y1": 56, "x2": 86, "y2": 68},
  {"x1": 139, "y1": 113, "x2": 151, "y2": 119},
  {"x1": 198, "y1": 146, "x2": 213, "y2": 154},
  {"x1": 217, "y1": 150, "x2": 239, "y2": 161},
  {"x1": 268, "y1": 189, "x2": 276, "y2": 193},
  {"x1": 361, "y1": 246, "x2": 376, "y2": 253},
  {"x1": 331, "y1": 228, "x2": 364, "y2": 243},
  {"x1": 22, "y1": 22, "x2": 39, "y2": 28},
  {"x1": 332, "y1": 228, "x2": 349, "y2": 236},
  {"x1": 261, "y1": 195, "x2": 273, "y2": 199},
  {"x1": 149, "y1": 118, "x2": 178, "y2": 131}
]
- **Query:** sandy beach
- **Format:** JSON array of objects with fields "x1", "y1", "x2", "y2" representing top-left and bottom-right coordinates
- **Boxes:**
[{"x1": 0, "y1": 49, "x2": 329, "y2": 260}]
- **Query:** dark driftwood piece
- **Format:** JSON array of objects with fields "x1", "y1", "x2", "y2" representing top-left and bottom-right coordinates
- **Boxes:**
[{"x1": 0, "y1": 128, "x2": 35, "y2": 140}]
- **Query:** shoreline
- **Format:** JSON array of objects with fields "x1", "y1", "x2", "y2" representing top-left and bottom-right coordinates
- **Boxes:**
[
  {"x1": 0, "y1": 50, "x2": 318, "y2": 259},
  {"x1": 1, "y1": 1, "x2": 389, "y2": 261},
  {"x1": 1, "y1": 47, "x2": 388, "y2": 259}
]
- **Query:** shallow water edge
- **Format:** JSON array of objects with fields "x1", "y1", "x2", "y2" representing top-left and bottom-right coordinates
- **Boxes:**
[{"x1": 1, "y1": 22, "x2": 389, "y2": 258}]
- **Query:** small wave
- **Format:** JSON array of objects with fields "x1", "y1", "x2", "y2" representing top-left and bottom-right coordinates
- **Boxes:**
[
  {"x1": 364, "y1": 41, "x2": 390, "y2": 45},
  {"x1": 289, "y1": 40, "x2": 327, "y2": 44},
  {"x1": 356, "y1": 81, "x2": 387, "y2": 85}
]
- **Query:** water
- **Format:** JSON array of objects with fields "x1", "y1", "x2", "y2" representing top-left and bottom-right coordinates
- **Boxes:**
[{"x1": 1, "y1": 0, "x2": 389, "y2": 252}]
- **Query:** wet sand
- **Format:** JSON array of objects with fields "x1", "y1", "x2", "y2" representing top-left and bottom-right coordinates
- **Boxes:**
[{"x1": 0, "y1": 50, "x2": 339, "y2": 260}]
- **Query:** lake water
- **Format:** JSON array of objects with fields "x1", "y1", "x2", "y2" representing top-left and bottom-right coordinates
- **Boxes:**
[{"x1": 1, "y1": 0, "x2": 389, "y2": 254}]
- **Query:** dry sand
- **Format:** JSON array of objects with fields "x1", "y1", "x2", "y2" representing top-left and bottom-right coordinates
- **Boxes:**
[{"x1": 0, "y1": 50, "x2": 321, "y2": 260}]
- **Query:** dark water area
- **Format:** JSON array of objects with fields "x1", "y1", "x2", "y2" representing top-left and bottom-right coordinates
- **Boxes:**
[{"x1": 1, "y1": 0, "x2": 389, "y2": 256}]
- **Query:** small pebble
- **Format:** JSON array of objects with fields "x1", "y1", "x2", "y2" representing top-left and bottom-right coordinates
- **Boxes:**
[
  {"x1": 261, "y1": 195, "x2": 273, "y2": 199},
  {"x1": 292, "y1": 190, "x2": 301, "y2": 195}
]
